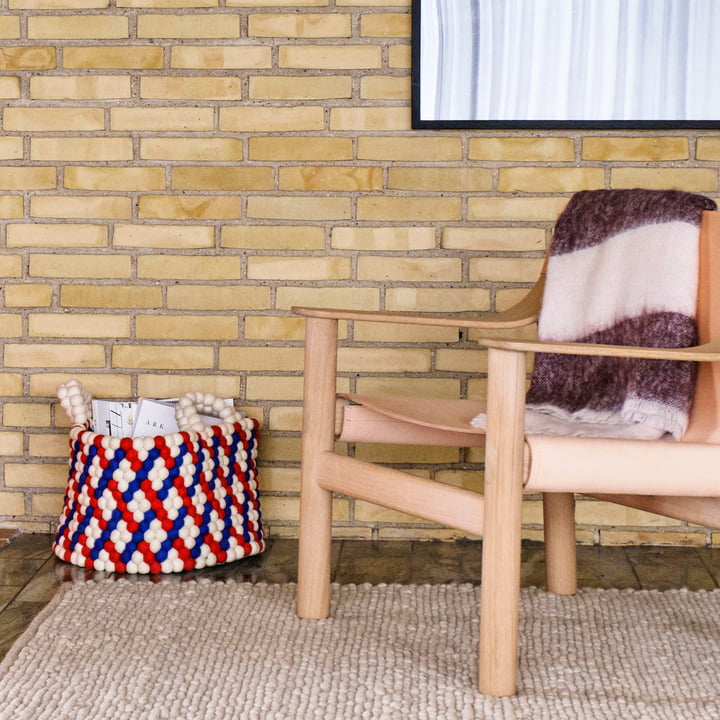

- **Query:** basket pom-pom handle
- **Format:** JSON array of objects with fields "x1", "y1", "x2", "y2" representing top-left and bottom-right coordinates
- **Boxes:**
[
  {"x1": 175, "y1": 391, "x2": 244, "y2": 432},
  {"x1": 57, "y1": 379, "x2": 92, "y2": 427}
]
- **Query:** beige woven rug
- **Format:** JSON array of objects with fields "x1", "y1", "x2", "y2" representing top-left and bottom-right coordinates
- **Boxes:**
[{"x1": 0, "y1": 581, "x2": 718, "y2": 720}]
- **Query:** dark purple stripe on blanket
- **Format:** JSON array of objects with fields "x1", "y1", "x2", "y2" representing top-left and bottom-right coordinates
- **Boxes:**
[
  {"x1": 526, "y1": 312, "x2": 697, "y2": 415},
  {"x1": 551, "y1": 190, "x2": 716, "y2": 256}
]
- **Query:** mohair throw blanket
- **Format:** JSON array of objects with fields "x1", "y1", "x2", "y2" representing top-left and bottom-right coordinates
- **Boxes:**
[{"x1": 474, "y1": 189, "x2": 717, "y2": 440}]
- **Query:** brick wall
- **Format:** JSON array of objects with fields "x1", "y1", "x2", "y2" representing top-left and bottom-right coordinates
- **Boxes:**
[{"x1": 1, "y1": 0, "x2": 718, "y2": 546}]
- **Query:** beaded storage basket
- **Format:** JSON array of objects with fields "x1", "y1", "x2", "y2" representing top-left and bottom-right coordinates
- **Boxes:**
[{"x1": 53, "y1": 380, "x2": 264, "y2": 574}]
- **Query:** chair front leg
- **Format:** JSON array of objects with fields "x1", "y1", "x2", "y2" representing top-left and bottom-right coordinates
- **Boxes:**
[
  {"x1": 296, "y1": 316, "x2": 338, "y2": 620},
  {"x1": 479, "y1": 347, "x2": 526, "y2": 696}
]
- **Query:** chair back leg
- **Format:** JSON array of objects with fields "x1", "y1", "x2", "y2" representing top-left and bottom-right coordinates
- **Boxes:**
[
  {"x1": 296, "y1": 317, "x2": 338, "y2": 619},
  {"x1": 542, "y1": 492, "x2": 577, "y2": 595}
]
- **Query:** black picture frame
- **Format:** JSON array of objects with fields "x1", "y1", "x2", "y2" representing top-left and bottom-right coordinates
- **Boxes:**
[{"x1": 411, "y1": 0, "x2": 720, "y2": 130}]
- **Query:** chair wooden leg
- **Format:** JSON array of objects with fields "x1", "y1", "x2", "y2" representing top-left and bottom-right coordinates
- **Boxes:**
[
  {"x1": 296, "y1": 317, "x2": 338, "y2": 620},
  {"x1": 479, "y1": 348, "x2": 526, "y2": 697},
  {"x1": 543, "y1": 492, "x2": 577, "y2": 595}
]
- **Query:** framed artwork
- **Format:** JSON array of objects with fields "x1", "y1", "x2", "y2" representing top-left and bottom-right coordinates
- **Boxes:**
[{"x1": 412, "y1": 0, "x2": 720, "y2": 129}]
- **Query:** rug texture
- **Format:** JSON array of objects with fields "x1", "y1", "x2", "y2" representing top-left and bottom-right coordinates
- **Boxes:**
[{"x1": 0, "y1": 581, "x2": 718, "y2": 720}]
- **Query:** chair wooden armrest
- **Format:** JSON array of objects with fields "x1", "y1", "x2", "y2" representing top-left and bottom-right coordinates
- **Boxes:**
[
  {"x1": 478, "y1": 336, "x2": 720, "y2": 362},
  {"x1": 292, "y1": 277, "x2": 544, "y2": 330}
]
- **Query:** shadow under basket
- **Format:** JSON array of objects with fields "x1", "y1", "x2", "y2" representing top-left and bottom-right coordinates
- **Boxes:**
[{"x1": 53, "y1": 383, "x2": 264, "y2": 574}]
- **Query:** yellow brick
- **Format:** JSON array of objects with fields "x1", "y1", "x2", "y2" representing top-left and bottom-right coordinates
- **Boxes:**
[
  {"x1": 0, "y1": 492, "x2": 25, "y2": 516},
  {"x1": 219, "y1": 346, "x2": 304, "y2": 371},
  {"x1": 29, "y1": 313, "x2": 130, "y2": 338},
  {"x1": 244, "y1": 316, "x2": 307, "y2": 341},
  {"x1": 358, "y1": 256, "x2": 461, "y2": 282},
  {"x1": 136, "y1": 314, "x2": 238, "y2": 340},
  {"x1": 222, "y1": 225, "x2": 324, "y2": 250},
  {"x1": 61, "y1": 284, "x2": 162, "y2": 309},
  {"x1": 0, "y1": 374, "x2": 23, "y2": 395},
  {"x1": 5, "y1": 283, "x2": 53, "y2": 307},
  {"x1": 0, "y1": 76, "x2": 21, "y2": 98},
  {"x1": 137, "y1": 255, "x2": 241, "y2": 280},
  {"x1": 28, "y1": 15, "x2": 128, "y2": 38},
  {"x1": 583, "y1": 136, "x2": 689, "y2": 161},
  {"x1": 118, "y1": 0, "x2": 215, "y2": 5},
  {"x1": 599, "y1": 530, "x2": 706, "y2": 546},
  {"x1": 31, "y1": 137, "x2": 133, "y2": 161},
  {"x1": 355, "y1": 443, "x2": 458, "y2": 464},
  {"x1": 332, "y1": 226, "x2": 434, "y2": 251},
  {"x1": 357, "y1": 196, "x2": 461, "y2": 222},
  {"x1": 30, "y1": 254, "x2": 131, "y2": 279},
  {"x1": 330, "y1": 107, "x2": 410, "y2": 130},
  {"x1": 358, "y1": 136, "x2": 462, "y2": 161},
  {"x1": 167, "y1": 284, "x2": 271, "y2": 310},
  {"x1": 355, "y1": 376, "x2": 459, "y2": 399},
  {"x1": 64, "y1": 167, "x2": 165, "y2": 192},
  {"x1": 442, "y1": 227, "x2": 546, "y2": 252},
  {"x1": 246, "y1": 375, "x2": 304, "y2": 401},
  {"x1": 388, "y1": 167, "x2": 493, "y2": 192},
  {"x1": 575, "y1": 501, "x2": 677, "y2": 527},
  {"x1": 247, "y1": 196, "x2": 351, "y2": 221},
  {"x1": 498, "y1": 167, "x2": 604, "y2": 193},
  {"x1": 360, "y1": 75, "x2": 410, "y2": 100},
  {"x1": 259, "y1": 466, "x2": 299, "y2": 492},
  {"x1": 388, "y1": 43, "x2": 410, "y2": 68},
  {"x1": 0, "y1": 16, "x2": 20, "y2": 38},
  {"x1": 31, "y1": 493, "x2": 64, "y2": 517},
  {"x1": 468, "y1": 196, "x2": 568, "y2": 222},
  {"x1": 249, "y1": 137, "x2": 352, "y2": 161},
  {"x1": 11, "y1": 0, "x2": 108, "y2": 7},
  {"x1": 171, "y1": 45, "x2": 271, "y2": 69},
  {"x1": 3, "y1": 402, "x2": 51, "y2": 427},
  {"x1": 469, "y1": 137, "x2": 575, "y2": 161},
  {"x1": 228, "y1": 0, "x2": 326, "y2": 5},
  {"x1": 30, "y1": 196, "x2": 131, "y2": 220},
  {"x1": 30, "y1": 373, "x2": 131, "y2": 399},
  {"x1": 0, "y1": 46, "x2": 56, "y2": 70},
  {"x1": 4, "y1": 343, "x2": 105, "y2": 368},
  {"x1": 362, "y1": 12, "x2": 410, "y2": 37},
  {"x1": 338, "y1": 347, "x2": 429, "y2": 373},
  {"x1": 0, "y1": 166, "x2": 56, "y2": 190},
  {"x1": 30, "y1": 75, "x2": 131, "y2": 99},
  {"x1": 247, "y1": 256, "x2": 351, "y2": 281},
  {"x1": 114, "y1": 224, "x2": 213, "y2": 248},
  {"x1": 139, "y1": 195, "x2": 241, "y2": 220},
  {"x1": 611, "y1": 167, "x2": 718, "y2": 192},
  {"x1": 138, "y1": 14, "x2": 239, "y2": 38},
  {"x1": 0, "y1": 255, "x2": 22, "y2": 277},
  {"x1": 112, "y1": 345, "x2": 213, "y2": 369},
  {"x1": 5, "y1": 463, "x2": 67, "y2": 488},
  {"x1": 0, "y1": 314, "x2": 22, "y2": 337},
  {"x1": 276, "y1": 286, "x2": 379, "y2": 311},
  {"x1": 0, "y1": 137, "x2": 23, "y2": 160},
  {"x1": 7, "y1": 223, "x2": 108, "y2": 247},
  {"x1": 469, "y1": 257, "x2": 545, "y2": 283},
  {"x1": 141, "y1": 137, "x2": 243, "y2": 161},
  {"x1": 385, "y1": 288, "x2": 490, "y2": 313},
  {"x1": 696, "y1": 138, "x2": 720, "y2": 161},
  {"x1": 141, "y1": 76, "x2": 242, "y2": 100},
  {"x1": 63, "y1": 45, "x2": 163, "y2": 69},
  {"x1": 353, "y1": 321, "x2": 458, "y2": 344},
  {"x1": 279, "y1": 166, "x2": 382, "y2": 191},
  {"x1": 280, "y1": 45, "x2": 381, "y2": 69},
  {"x1": 249, "y1": 75, "x2": 351, "y2": 100},
  {"x1": 172, "y1": 166, "x2": 273, "y2": 191},
  {"x1": 249, "y1": 13, "x2": 350, "y2": 37},
  {"x1": 435, "y1": 348, "x2": 487, "y2": 374},
  {"x1": 0, "y1": 195, "x2": 24, "y2": 218},
  {"x1": 136, "y1": 374, "x2": 240, "y2": 399},
  {"x1": 4, "y1": 107, "x2": 103, "y2": 131},
  {"x1": 219, "y1": 106, "x2": 324, "y2": 132},
  {"x1": 111, "y1": 107, "x2": 213, "y2": 131}
]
